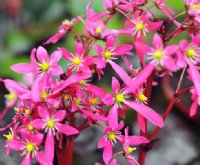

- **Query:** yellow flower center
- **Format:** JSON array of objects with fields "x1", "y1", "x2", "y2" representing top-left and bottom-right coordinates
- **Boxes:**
[
  {"x1": 24, "y1": 108, "x2": 30, "y2": 115},
  {"x1": 104, "y1": 51, "x2": 112, "y2": 59},
  {"x1": 26, "y1": 143, "x2": 35, "y2": 152},
  {"x1": 128, "y1": 146, "x2": 136, "y2": 154},
  {"x1": 63, "y1": 19, "x2": 70, "y2": 25},
  {"x1": 5, "y1": 92, "x2": 15, "y2": 101},
  {"x1": 90, "y1": 98, "x2": 97, "y2": 105},
  {"x1": 40, "y1": 62, "x2": 49, "y2": 72},
  {"x1": 192, "y1": 4, "x2": 200, "y2": 11},
  {"x1": 154, "y1": 50, "x2": 163, "y2": 60},
  {"x1": 115, "y1": 93, "x2": 124, "y2": 103},
  {"x1": 27, "y1": 124, "x2": 34, "y2": 131},
  {"x1": 74, "y1": 98, "x2": 81, "y2": 105},
  {"x1": 40, "y1": 90, "x2": 48, "y2": 100},
  {"x1": 136, "y1": 22, "x2": 144, "y2": 30},
  {"x1": 46, "y1": 119, "x2": 55, "y2": 128},
  {"x1": 186, "y1": 48, "x2": 196, "y2": 58},
  {"x1": 137, "y1": 93, "x2": 147, "y2": 102},
  {"x1": 64, "y1": 94, "x2": 70, "y2": 100},
  {"x1": 108, "y1": 132, "x2": 116, "y2": 141},
  {"x1": 73, "y1": 57, "x2": 81, "y2": 65},
  {"x1": 4, "y1": 133, "x2": 13, "y2": 141},
  {"x1": 96, "y1": 26, "x2": 103, "y2": 34},
  {"x1": 79, "y1": 80, "x2": 86, "y2": 85}
]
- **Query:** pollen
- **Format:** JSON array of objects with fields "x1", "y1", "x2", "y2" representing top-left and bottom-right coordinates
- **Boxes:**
[
  {"x1": 115, "y1": 93, "x2": 124, "y2": 103},
  {"x1": 4, "y1": 133, "x2": 13, "y2": 141},
  {"x1": 192, "y1": 4, "x2": 200, "y2": 11},
  {"x1": 74, "y1": 98, "x2": 81, "y2": 105},
  {"x1": 26, "y1": 143, "x2": 35, "y2": 152},
  {"x1": 104, "y1": 51, "x2": 112, "y2": 59},
  {"x1": 24, "y1": 108, "x2": 30, "y2": 115},
  {"x1": 63, "y1": 19, "x2": 70, "y2": 25},
  {"x1": 40, "y1": 90, "x2": 48, "y2": 100},
  {"x1": 73, "y1": 57, "x2": 81, "y2": 65},
  {"x1": 90, "y1": 98, "x2": 97, "y2": 105},
  {"x1": 40, "y1": 62, "x2": 49, "y2": 72},
  {"x1": 154, "y1": 50, "x2": 163, "y2": 60},
  {"x1": 136, "y1": 22, "x2": 144, "y2": 30},
  {"x1": 5, "y1": 92, "x2": 15, "y2": 101},
  {"x1": 108, "y1": 132, "x2": 116, "y2": 141},
  {"x1": 27, "y1": 124, "x2": 34, "y2": 131},
  {"x1": 128, "y1": 147, "x2": 136, "y2": 154},
  {"x1": 46, "y1": 119, "x2": 55, "y2": 128},
  {"x1": 79, "y1": 80, "x2": 86, "y2": 85},
  {"x1": 137, "y1": 93, "x2": 147, "y2": 103},
  {"x1": 186, "y1": 48, "x2": 196, "y2": 58},
  {"x1": 96, "y1": 26, "x2": 103, "y2": 34}
]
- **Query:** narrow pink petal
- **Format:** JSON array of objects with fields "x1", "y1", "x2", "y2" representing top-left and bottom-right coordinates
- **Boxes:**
[
  {"x1": 108, "y1": 60, "x2": 132, "y2": 87},
  {"x1": 85, "y1": 84, "x2": 107, "y2": 99},
  {"x1": 53, "y1": 110, "x2": 66, "y2": 122},
  {"x1": 94, "y1": 45, "x2": 103, "y2": 55},
  {"x1": 51, "y1": 66, "x2": 63, "y2": 75},
  {"x1": 98, "y1": 136, "x2": 107, "y2": 148},
  {"x1": 38, "y1": 106, "x2": 49, "y2": 119},
  {"x1": 33, "y1": 133, "x2": 44, "y2": 146},
  {"x1": 134, "y1": 42, "x2": 150, "y2": 65},
  {"x1": 52, "y1": 73, "x2": 91, "y2": 94},
  {"x1": 102, "y1": 94, "x2": 114, "y2": 106},
  {"x1": 96, "y1": 57, "x2": 106, "y2": 69},
  {"x1": 129, "y1": 64, "x2": 155, "y2": 92},
  {"x1": 56, "y1": 124, "x2": 79, "y2": 135},
  {"x1": 188, "y1": 63, "x2": 200, "y2": 97},
  {"x1": 165, "y1": 45, "x2": 179, "y2": 56},
  {"x1": 31, "y1": 78, "x2": 41, "y2": 102},
  {"x1": 106, "y1": 35, "x2": 116, "y2": 48},
  {"x1": 137, "y1": 113, "x2": 146, "y2": 133},
  {"x1": 21, "y1": 154, "x2": 31, "y2": 165},
  {"x1": 8, "y1": 141, "x2": 25, "y2": 151},
  {"x1": 31, "y1": 119, "x2": 46, "y2": 130},
  {"x1": 108, "y1": 104, "x2": 118, "y2": 129},
  {"x1": 112, "y1": 77, "x2": 120, "y2": 94},
  {"x1": 103, "y1": 140, "x2": 113, "y2": 164},
  {"x1": 36, "y1": 46, "x2": 49, "y2": 63},
  {"x1": 58, "y1": 48, "x2": 73, "y2": 60},
  {"x1": 190, "y1": 98, "x2": 198, "y2": 117},
  {"x1": 146, "y1": 21, "x2": 163, "y2": 31},
  {"x1": 44, "y1": 32, "x2": 65, "y2": 45},
  {"x1": 127, "y1": 136, "x2": 149, "y2": 145},
  {"x1": 75, "y1": 42, "x2": 84, "y2": 55},
  {"x1": 124, "y1": 101, "x2": 164, "y2": 128},
  {"x1": 153, "y1": 34, "x2": 163, "y2": 49},
  {"x1": 10, "y1": 63, "x2": 33, "y2": 74},
  {"x1": 113, "y1": 44, "x2": 133, "y2": 55},
  {"x1": 45, "y1": 133, "x2": 54, "y2": 163},
  {"x1": 50, "y1": 50, "x2": 62, "y2": 64},
  {"x1": 36, "y1": 151, "x2": 53, "y2": 165}
]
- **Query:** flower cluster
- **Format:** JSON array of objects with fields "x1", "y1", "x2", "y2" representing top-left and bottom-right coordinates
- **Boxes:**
[{"x1": 1, "y1": 0, "x2": 200, "y2": 165}]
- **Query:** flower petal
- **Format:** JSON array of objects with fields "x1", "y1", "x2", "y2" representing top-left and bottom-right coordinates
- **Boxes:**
[
  {"x1": 53, "y1": 110, "x2": 66, "y2": 122},
  {"x1": 56, "y1": 124, "x2": 79, "y2": 135},
  {"x1": 10, "y1": 63, "x2": 33, "y2": 74},
  {"x1": 45, "y1": 133, "x2": 54, "y2": 162},
  {"x1": 124, "y1": 101, "x2": 164, "y2": 128},
  {"x1": 108, "y1": 104, "x2": 119, "y2": 129},
  {"x1": 36, "y1": 46, "x2": 49, "y2": 63}
]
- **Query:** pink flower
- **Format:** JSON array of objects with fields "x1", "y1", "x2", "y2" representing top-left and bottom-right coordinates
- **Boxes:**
[
  {"x1": 124, "y1": 11, "x2": 163, "y2": 38},
  {"x1": 11, "y1": 46, "x2": 63, "y2": 77},
  {"x1": 44, "y1": 17, "x2": 79, "y2": 45},
  {"x1": 94, "y1": 35, "x2": 133, "y2": 70},
  {"x1": 59, "y1": 42, "x2": 93, "y2": 73},
  {"x1": 177, "y1": 35, "x2": 200, "y2": 68},
  {"x1": 135, "y1": 34, "x2": 178, "y2": 72},
  {"x1": 98, "y1": 121, "x2": 124, "y2": 164},
  {"x1": 32, "y1": 107, "x2": 79, "y2": 162},
  {"x1": 8, "y1": 131, "x2": 51, "y2": 165},
  {"x1": 119, "y1": 127, "x2": 149, "y2": 165}
]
